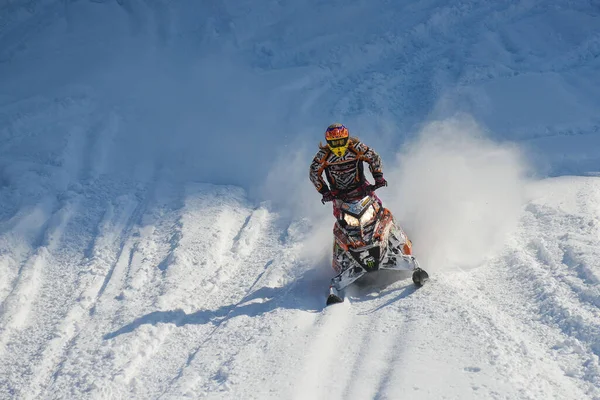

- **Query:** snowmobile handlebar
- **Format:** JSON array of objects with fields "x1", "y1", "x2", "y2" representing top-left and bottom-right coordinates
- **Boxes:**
[
  {"x1": 330, "y1": 184, "x2": 384, "y2": 202},
  {"x1": 366, "y1": 184, "x2": 383, "y2": 192}
]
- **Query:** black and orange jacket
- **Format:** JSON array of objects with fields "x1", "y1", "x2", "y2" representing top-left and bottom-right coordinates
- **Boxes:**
[{"x1": 309, "y1": 137, "x2": 383, "y2": 194}]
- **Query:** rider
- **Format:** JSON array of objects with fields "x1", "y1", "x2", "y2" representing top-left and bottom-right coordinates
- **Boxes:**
[{"x1": 309, "y1": 123, "x2": 388, "y2": 219}]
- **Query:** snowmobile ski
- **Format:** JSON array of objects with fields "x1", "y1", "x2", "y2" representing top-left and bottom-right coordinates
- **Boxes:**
[
  {"x1": 326, "y1": 285, "x2": 344, "y2": 306},
  {"x1": 326, "y1": 293, "x2": 344, "y2": 305}
]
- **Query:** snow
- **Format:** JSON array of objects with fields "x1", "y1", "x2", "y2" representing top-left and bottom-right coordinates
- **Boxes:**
[{"x1": 1, "y1": 0, "x2": 599, "y2": 399}]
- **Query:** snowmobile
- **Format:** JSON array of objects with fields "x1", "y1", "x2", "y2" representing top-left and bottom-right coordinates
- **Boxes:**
[{"x1": 326, "y1": 186, "x2": 429, "y2": 305}]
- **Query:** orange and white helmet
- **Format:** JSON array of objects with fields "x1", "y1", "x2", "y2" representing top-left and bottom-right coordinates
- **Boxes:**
[{"x1": 325, "y1": 123, "x2": 350, "y2": 157}]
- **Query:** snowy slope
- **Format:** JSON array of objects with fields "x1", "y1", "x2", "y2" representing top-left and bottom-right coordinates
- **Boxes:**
[
  {"x1": 1, "y1": 1, "x2": 600, "y2": 399},
  {"x1": 2, "y1": 176, "x2": 599, "y2": 399}
]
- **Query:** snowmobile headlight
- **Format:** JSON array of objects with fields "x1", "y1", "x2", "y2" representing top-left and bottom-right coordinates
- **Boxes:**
[
  {"x1": 343, "y1": 213, "x2": 360, "y2": 227},
  {"x1": 360, "y1": 205, "x2": 377, "y2": 225}
]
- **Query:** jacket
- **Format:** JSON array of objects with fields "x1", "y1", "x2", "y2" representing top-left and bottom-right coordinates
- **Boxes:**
[{"x1": 309, "y1": 137, "x2": 383, "y2": 194}]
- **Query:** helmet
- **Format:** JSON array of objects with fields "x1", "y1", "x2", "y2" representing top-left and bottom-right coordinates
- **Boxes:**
[{"x1": 325, "y1": 123, "x2": 349, "y2": 157}]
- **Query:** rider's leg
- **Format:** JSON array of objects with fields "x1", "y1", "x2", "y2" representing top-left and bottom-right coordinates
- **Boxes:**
[{"x1": 333, "y1": 202, "x2": 341, "y2": 219}]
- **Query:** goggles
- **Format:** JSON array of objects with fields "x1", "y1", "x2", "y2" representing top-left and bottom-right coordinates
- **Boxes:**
[{"x1": 326, "y1": 137, "x2": 349, "y2": 148}]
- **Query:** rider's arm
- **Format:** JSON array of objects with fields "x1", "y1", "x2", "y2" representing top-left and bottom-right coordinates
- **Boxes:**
[
  {"x1": 309, "y1": 148, "x2": 331, "y2": 194},
  {"x1": 353, "y1": 141, "x2": 383, "y2": 179}
]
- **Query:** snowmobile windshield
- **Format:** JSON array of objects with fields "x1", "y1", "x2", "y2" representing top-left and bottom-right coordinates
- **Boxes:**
[{"x1": 340, "y1": 196, "x2": 373, "y2": 217}]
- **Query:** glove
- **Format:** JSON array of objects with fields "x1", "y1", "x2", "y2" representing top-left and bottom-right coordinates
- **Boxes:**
[
  {"x1": 373, "y1": 175, "x2": 387, "y2": 189},
  {"x1": 321, "y1": 190, "x2": 336, "y2": 204}
]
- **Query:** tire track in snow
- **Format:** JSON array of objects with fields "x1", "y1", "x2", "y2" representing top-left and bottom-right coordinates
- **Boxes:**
[
  {"x1": 342, "y1": 287, "x2": 415, "y2": 400},
  {"x1": 30, "y1": 168, "x2": 188, "y2": 399},
  {"x1": 289, "y1": 280, "x2": 419, "y2": 400},
  {"x1": 289, "y1": 302, "x2": 356, "y2": 400},
  {"x1": 0, "y1": 198, "x2": 76, "y2": 399},
  {"x1": 27, "y1": 191, "x2": 148, "y2": 399},
  {"x1": 514, "y1": 235, "x2": 600, "y2": 395},
  {"x1": 121, "y1": 179, "x2": 187, "y2": 308},
  {"x1": 0, "y1": 198, "x2": 63, "y2": 352},
  {"x1": 365, "y1": 272, "x2": 591, "y2": 400},
  {"x1": 155, "y1": 196, "x2": 280, "y2": 398},
  {"x1": 42, "y1": 186, "x2": 268, "y2": 399},
  {"x1": 171, "y1": 239, "x2": 269, "y2": 381},
  {"x1": 147, "y1": 186, "x2": 255, "y2": 317},
  {"x1": 92, "y1": 184, "x2": 187, "y2": 392},
  {"x1": 370, "y1": 316, "x2": 414, "y2": 400},
  {"x1": 0, "y1": 92, "x2": 128, "y2": 398},
  {"x1": 165, "y1": 218, "x2": 326, "y2": 399},
  {"x1": 0, "y1": 198, "x2": 56, "y2": 311},
  {"x1": 446, "y1": 273, "x2": 587, "y2": 399},
  {"x1": 94, "y1": 197, "x2": 147, "y2": 308},
  {"x1": 102, "y1": 187, "x2": 248, "y2": 398},
  {"x1": 519, "y1": 183, "x2": 600, "y2": 375}
]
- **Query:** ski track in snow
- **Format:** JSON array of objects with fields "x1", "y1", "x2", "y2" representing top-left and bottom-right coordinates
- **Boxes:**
[{"x1": 1, "y1": 1, "x2": 600, "y2": 399}]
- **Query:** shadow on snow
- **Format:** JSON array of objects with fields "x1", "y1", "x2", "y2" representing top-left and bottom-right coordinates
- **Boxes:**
[
  {"x1": 103, "y1": 267, "x2": 329, "y2": 340},
  {"x1": 348, "y1": 270, "x2": 418, "y2": 314},
  {"x1": 103, "y1": 269, "x2": 418, "y2": 340}
]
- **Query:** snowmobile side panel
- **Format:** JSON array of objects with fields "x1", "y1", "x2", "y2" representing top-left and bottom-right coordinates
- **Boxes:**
[
  {"x1": 380, "y1": 255, "x2": 420, "y2": 271},
  {"x1": 331, "y1": 265, "x2": 366, "y2": 292}
]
